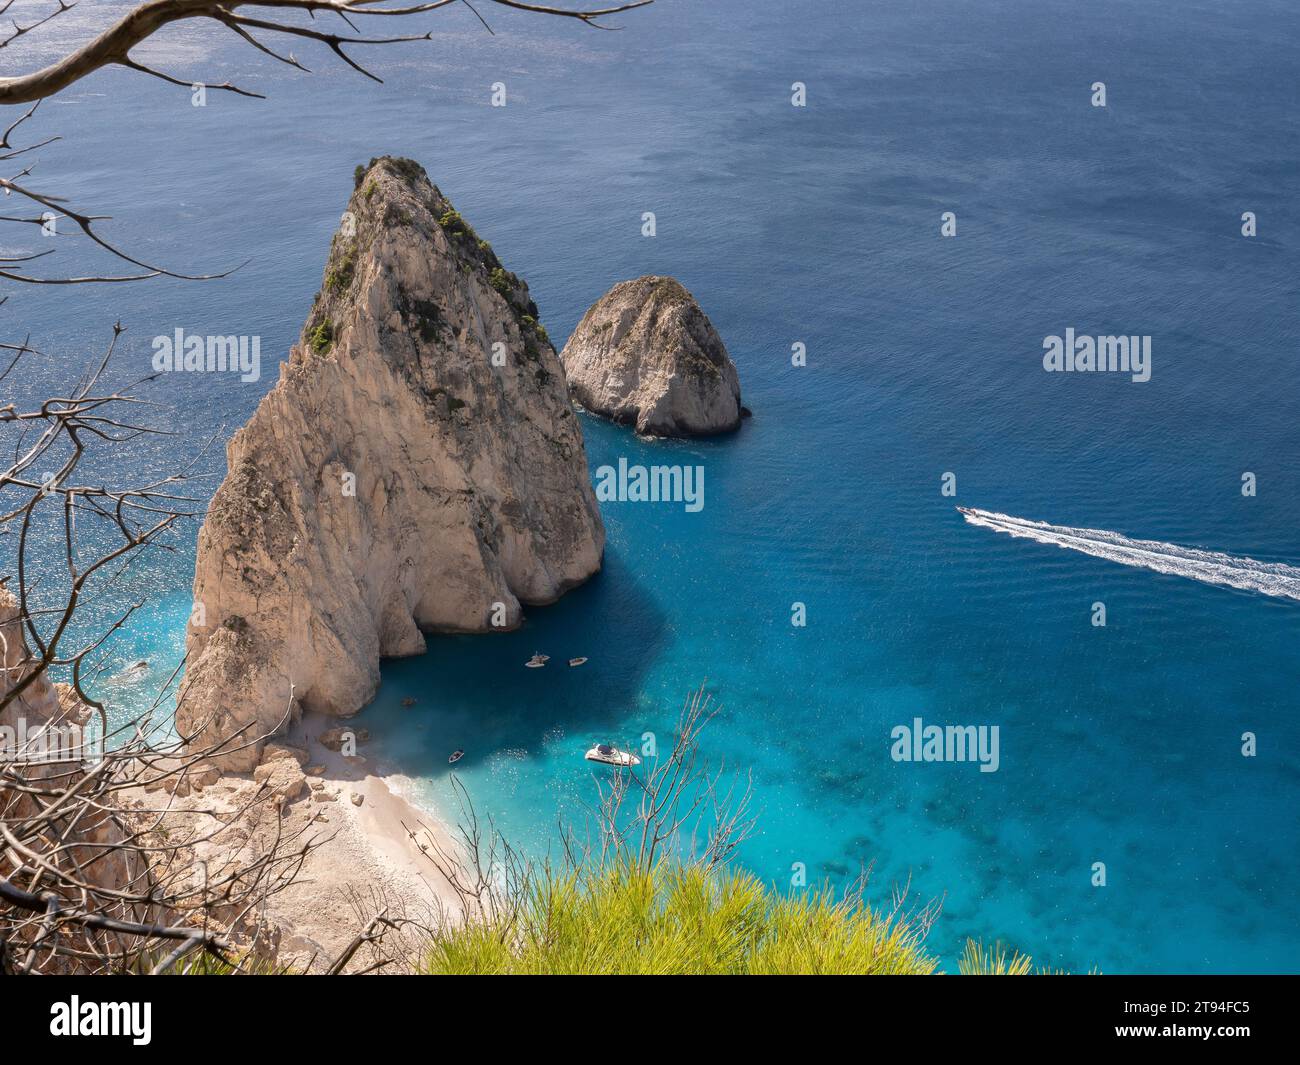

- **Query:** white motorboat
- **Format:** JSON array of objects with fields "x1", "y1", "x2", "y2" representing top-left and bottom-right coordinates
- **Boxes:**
[{"x1": 585, "y1": 743, "x2": 640, "y2": 767}]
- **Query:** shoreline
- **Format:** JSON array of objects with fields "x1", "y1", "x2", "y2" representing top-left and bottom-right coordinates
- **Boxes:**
[{"x1": 251, "y1": 710, "x2": 467, "y2": 970}]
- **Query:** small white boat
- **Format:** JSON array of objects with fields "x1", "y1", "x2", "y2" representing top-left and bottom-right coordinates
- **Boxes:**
[
  {"x1": 568, "y1": 657, "x2": 588, "y2": 667},
  {"x1": 448, "y1": 749, "x2": 465, "y2": 765},
  {"x1": 525, "y1": 652, "x2": 549, "y2": 668},
  {"x1": 585, "y1": 743, "x2": 640, "y2": 767}
]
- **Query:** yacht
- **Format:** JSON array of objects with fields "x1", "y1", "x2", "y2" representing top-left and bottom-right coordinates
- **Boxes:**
[{"x1": 585, "y1": 743, "x2": 640, "y2": 767}]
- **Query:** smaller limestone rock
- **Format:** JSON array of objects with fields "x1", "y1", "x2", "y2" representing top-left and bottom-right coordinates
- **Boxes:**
[
  {"x1": 561, "y1": 276, "x2": 743, "y2": 437},
  {"x1": 305, "y1": 764, "x2": 326, "y2": 776},
  {"x1": 351, "y1": 793, "x2": 365, "y2": 807}
]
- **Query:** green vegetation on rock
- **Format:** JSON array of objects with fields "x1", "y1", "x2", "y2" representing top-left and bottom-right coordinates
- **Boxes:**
[
  {"x1": 307, "y1": 319, "x2": 334, "y2": 355},
  {"x1": 439, "y1": 208, "x2": 474, "y2": 240},
  {"x1": 326, "y1": 248, "x2": 356, "y2": 292}
]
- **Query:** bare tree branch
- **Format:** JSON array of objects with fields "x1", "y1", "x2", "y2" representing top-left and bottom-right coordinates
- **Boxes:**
[
  {"x1": 0, "y1": 0, "x2": 651, "y2": 285},
  {"x1": 0, "y1": 0, "x2": 653, "y2": 106},
  {"x1": 0, "y1": 341, "x2": 317, "y2": 974}
]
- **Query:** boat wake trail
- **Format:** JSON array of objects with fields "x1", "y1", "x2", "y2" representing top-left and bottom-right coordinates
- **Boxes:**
[{"x1": 957, "y1": 508, "x2": 1300, "y2": 601}]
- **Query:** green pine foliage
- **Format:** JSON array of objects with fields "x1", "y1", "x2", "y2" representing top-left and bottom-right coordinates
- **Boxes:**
[{"x1": 420, "y1": 860, "x2": 940, "y2": 975}]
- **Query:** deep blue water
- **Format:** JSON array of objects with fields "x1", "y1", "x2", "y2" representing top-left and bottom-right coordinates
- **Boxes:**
[{"x1": 4, "y1": 0, "x2": 1299, "y2": 972}]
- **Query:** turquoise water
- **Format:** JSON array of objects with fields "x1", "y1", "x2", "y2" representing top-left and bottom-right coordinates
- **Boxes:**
[{"x1": 5, "y1": 0, "x2": 1299, "y2": 972}]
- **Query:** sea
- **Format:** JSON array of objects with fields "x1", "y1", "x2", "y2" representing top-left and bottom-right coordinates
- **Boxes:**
[{"x1": 3, "y1": 0, "x2": 1298, "y2": 972}]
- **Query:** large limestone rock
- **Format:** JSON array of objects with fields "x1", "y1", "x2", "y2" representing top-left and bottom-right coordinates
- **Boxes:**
[
  {"x1": 181, "y1": 157, "x2": 604, "y2": 770},
  {"x1": 560, "y1": 276, "x2": 744, "y2": 437}
]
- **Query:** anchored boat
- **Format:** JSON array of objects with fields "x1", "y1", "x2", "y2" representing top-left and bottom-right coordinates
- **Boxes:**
[{"x1": 585, "y1": 743, "x2": 640, "y2": 767}]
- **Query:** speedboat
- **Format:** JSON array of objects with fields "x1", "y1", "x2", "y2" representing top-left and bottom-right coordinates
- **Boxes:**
[
  {"x1": 585, "y1": 743, "x2": 640, "y2": 767},
  {"x1": 525, "y1": 652, "x2": 550, "y2": 668},
  {"x1": 448, "y1": 749, "x2": 465, "y2": 765},
  {"x1": 568, "y1": 657, "x2": 588, "y2": 667}
]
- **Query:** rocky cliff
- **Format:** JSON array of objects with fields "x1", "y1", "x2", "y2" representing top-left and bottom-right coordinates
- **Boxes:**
[
  {"x1": 181, "y1": 158, "x2": 604, "y2": 770},
  {"x1": 0, "y1": 585, "x2": 60, "y2": 728},
  {"x1": 560, "y1": 276, "x2": 744, "y2": 437}
]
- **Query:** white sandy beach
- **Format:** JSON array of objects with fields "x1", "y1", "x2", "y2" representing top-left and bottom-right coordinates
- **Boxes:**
[
  {"x1": 144, "y1": 709, "x2": 469, "y2": 972},
  {"x1": 259, "y1": 711, "x2": 467, "y2": 969}
]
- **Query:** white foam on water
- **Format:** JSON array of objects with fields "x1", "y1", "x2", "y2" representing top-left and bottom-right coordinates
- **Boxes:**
[{"x1": 958, "y1": 508, "x2": 1300, "y2": 601}]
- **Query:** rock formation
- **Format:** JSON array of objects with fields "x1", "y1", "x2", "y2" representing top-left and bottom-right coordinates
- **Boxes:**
[
  {"x1": 182, "y1": 157, "x2": 604, "y2": 770},
  {"x1": 560, "y1": 275, "x2": 744, "y2": 437},
  {"x1": 0, "y1": 586, "x2": 98, "y2": 761},
  {"x1": 0, "y1": 585, "x2": 63, "y2": 728}
]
